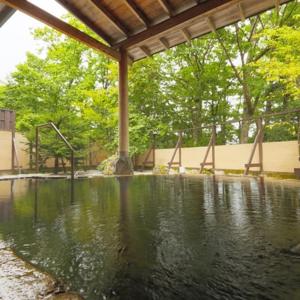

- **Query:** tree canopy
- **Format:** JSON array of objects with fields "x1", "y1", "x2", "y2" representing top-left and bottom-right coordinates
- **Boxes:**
[{"x1": 0, "y1": 2, "x2": 299, "y2": 168}]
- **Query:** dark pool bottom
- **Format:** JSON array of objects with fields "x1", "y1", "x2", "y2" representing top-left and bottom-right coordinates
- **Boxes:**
[{"x1": 0, "y1": 175, "x2": 300, "y2": 300}]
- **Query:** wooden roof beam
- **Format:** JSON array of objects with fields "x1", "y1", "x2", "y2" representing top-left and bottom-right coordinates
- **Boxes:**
[
  {"x1": 0, "y1": 5, "x2": 15, "y2": 27},
  {"x1": 90, "y1": 0, "x2": 129, "y2": 36},
  {"x1": 56, "y1": 0, "x2": 112, "y2": 45},
  {"x1": 124, "y1": 0, "x2": 150, "y2": 28},
  {"x1": 2, "y1": 0, "x2": 120, "y2": 61},
  {"x1": 114, "y1": 0, "x2": 232, "y2": 49},
  {"x1": 157, "y1": 0, "x2": 174, "y2": 17},
  {"x1": 274, "y1": 0, "x2": 280, "y2": 14}
]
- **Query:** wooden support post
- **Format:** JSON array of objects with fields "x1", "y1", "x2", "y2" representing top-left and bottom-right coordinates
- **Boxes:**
[
  {"x1": 179, "y1": 131, "x2": 182, "y2": 167},
  {"x1": 244, "y1": 118, "x2": 264, "y2": 175},
  {"x1": 212, "y1": 125, "x2": 216, "y2": 170},
  {"x1": 168, "y1": 131, "x2": 183, "y2": 173},
  {"x1": 153, "y1": 134, "x2": 156, "y2": 167},
  {"x1": 11, "y1": 111, "x2": 16, "y2": 171},
  {"x1": 200, "y1": 125, "x2": 216, "y2": 173},
  {"x1": 297, "y1": 114, "x2": 300, "y2": 161},
  {"x1": 141, "y1": 134, "x2": 156, "y2": 171},
  {"x1": 35, "y1": 126, "x2": 39, "y2": 173},
  {"x1": 114, "y1": 49, "x2": 133, "y2": 174},
  {"x1": 119, "y1": 49, "x2": 129, "y2": 158},
  {"x1": 258, "y1": 118, "x2": 263, "y2": 173}
]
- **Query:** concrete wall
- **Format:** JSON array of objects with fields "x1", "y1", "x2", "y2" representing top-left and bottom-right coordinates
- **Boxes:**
[
  {"x1": 137, "y1": 141, "x2": 300, "y2": 173},
  {"x1": 0, "y1": 131, "x2": 108, "y2": 171},
  {"x1": 1, "y1": 130, "x2": 299, "y2": 174},
  {"x1": 0, "y1": 131, "x2": 29, "y2": 171}
]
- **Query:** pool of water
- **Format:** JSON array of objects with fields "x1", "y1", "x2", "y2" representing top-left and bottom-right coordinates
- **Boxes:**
[{"x1": 0, "y1": 175, "x2": 300, "y2": 300}]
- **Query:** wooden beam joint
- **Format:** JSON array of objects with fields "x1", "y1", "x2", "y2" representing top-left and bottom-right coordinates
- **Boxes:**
[{"x1": 3, "y1": 0, "x2": 120, "y2": 61}]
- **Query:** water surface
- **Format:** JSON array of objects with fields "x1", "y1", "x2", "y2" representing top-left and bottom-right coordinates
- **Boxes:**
[{"x1": 0, "y1": 175, "x2": 299, "y2": 299}]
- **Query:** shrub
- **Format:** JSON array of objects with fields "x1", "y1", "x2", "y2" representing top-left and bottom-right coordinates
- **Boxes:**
[
  {"x1": 97, "y1": 155, "x2": 117, "y2": 175},
  {"x1": 153, "y1": 165, "x2": 169, "y2": 175}
]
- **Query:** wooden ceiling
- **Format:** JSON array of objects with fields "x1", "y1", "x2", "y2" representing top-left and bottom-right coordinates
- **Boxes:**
[{"x1": 1, "y1": 0, "x2": 291, "y2": 61}]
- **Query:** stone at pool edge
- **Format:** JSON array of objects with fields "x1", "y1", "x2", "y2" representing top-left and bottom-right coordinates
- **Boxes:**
[
  {"x1": 113, "y1": 156, "x2": 134, "y2": 175},
  {"x1": 290, "y1": 243, "x2": 300, "y2": 255},
  {"x1": 0, "y1": 241, "x2": 83, "y2": 300},
  {"x1": 44, "y1": 292, "x2": 83, "y2": 300}
]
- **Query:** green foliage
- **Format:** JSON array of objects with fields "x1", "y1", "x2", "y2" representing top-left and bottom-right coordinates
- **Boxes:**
[
  {"x1": 1, "y1": 2, "x2": 299, "y2": 164},
  {"x1": 264, "y1": 122, "x2": 297, "y2": 141},
  {"x1": 153, "y1": 165, "x2": 169, "y2": 175},
  {"x1": 254, "y1": 22, "x2": 300, "y2": 98}
]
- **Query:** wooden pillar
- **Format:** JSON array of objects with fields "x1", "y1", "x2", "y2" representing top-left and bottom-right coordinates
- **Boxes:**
[
  {"x1": 114, "y1": 49, "x2": 133, "y2": 174},
  {"x1": 119, "y1": 49, "x2": 129, "y2": 158}
]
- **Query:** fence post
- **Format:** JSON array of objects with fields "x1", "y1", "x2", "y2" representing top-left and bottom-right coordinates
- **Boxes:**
[
  {"x1": 152, "y1": 133, "x2": 156, "y2": 167},
  {"x1": 212, "y1": 124, "x2": 216, "y2": 170},
  {"x1": 179, "y1": 131, "x2": 182, "y2": 167},
  {"x1": 258, "y1": 117, "x2": 264, "y2": 173},
  {"x1": 298, "y1": 114, "x2": 300, "y2": 161},
  {"x1": 11, "y1": 111, "x2": 16, "y2": 171},
  {"x1": 35, "y1": 127, "x2": 39, "y2": 173}
]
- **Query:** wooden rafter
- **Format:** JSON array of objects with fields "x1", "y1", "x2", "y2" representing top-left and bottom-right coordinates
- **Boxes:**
[
  {"x1": 206, "y1": 16, "x2": 216, "y2": 32},
  {"x1": 113, "y1": 0, "x2": 232, "y2": 49},
  {"x1": 157, "y1": 0, "x2": 173, "y2": 16},
  {"x1": 238, "y1": 2, "x2": 246, "y2": 21},
  {"x1": 159, "y1": 37, "x2": 169, "y2": 49},
  {"x1": 181, "y1": 28, "x2": 191, "y2": 43},
  {"x1": 140, "y1": 45, "x2": 151, "y2": 56},
  {"x1": 56, "y1": 0, "x2": 112, "y2": 44},
  {"x1": 124, "y1": 0, "x2": 150, "y2": 28},
  {"x1": 90, "y1": 0, "x2": 129, "y2": 36},
  {"x1": 2, "y1": 0, "x2": 120, "y2": 61}
]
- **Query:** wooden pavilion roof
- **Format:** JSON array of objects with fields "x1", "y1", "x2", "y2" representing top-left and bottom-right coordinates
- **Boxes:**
[{"x1": 1, "y1": 0, "x2": 291, "y2": 61}]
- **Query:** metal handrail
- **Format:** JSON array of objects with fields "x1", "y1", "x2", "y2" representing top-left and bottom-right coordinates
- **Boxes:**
[{"x1": 35, "y1": 122, "x2": 75, "y2": 179}]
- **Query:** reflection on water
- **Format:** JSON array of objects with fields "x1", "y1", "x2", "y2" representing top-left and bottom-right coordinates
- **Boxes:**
[{"x1": 0, "y1": 176, "x2": 300, "y2": 300}]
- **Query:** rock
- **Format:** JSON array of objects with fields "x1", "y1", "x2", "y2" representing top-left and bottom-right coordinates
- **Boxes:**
[
  {"x1": 0, "y1": 243, "x2": 82, "y2": 300},
  {"x1": 44, "y1": 292, "x2": 84, "y2": 300},
  {"x1": 290, "y1": 243, "x2": 300, "y2": 255}
]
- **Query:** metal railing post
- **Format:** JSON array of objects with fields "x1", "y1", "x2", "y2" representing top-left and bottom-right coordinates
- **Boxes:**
[
  {"x1": 35, "y1": 123, "x2": 75, "y2": 178},
  {"x1": 71, "y1": 151, "x2": 74, "y2": 180}
]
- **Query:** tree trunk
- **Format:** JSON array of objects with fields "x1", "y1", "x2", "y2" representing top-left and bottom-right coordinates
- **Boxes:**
[
  {"x1": 61, "y1": 158, "x2": 66, "y2": 174},
  {"x1": 240, "y1": 77, "x2": 254, "y2": 144},
  {"x1": 192, "y1": 98, "x2": 202, "y2": 145},
  {"x1": 54, "y1": 156, "x2": 59, "y2": 174}
]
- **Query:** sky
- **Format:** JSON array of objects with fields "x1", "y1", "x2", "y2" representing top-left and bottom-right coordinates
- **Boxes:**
[{"x1": 0, "y1": 1, "x2": 67, "y2": 83}]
